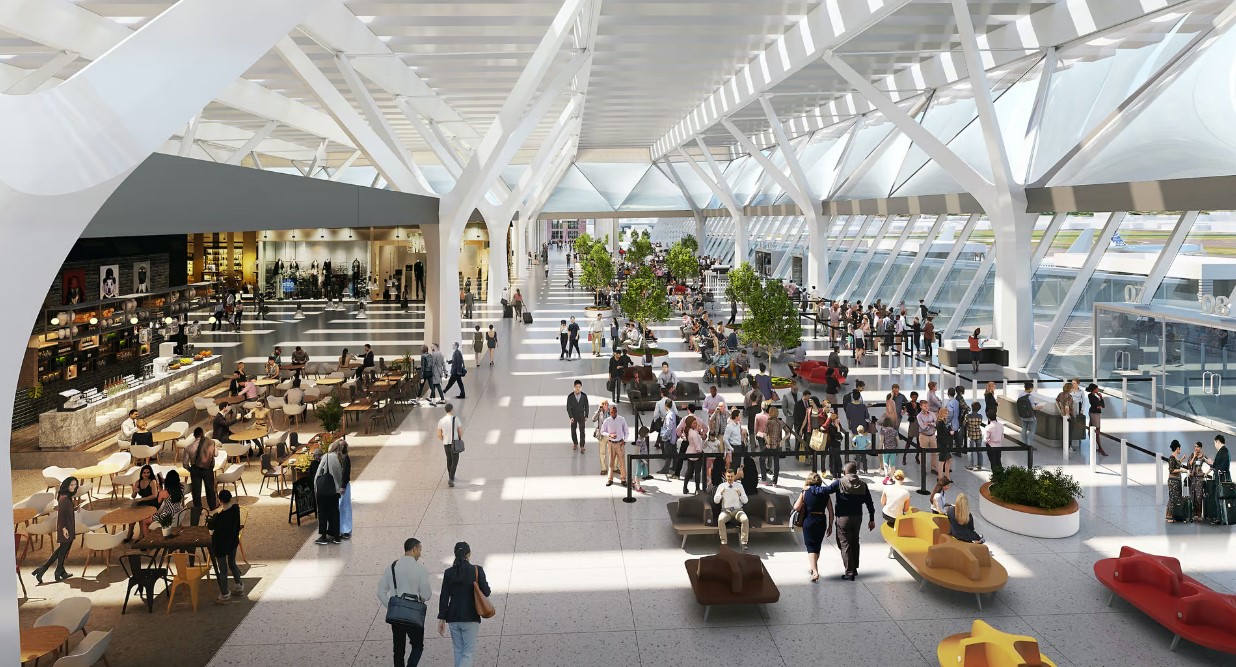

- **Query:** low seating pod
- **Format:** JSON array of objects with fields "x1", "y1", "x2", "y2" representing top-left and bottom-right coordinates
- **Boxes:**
[
  {"x1": 1094, "y1": 546, "x2": 1236, "y2": 654},
  {"x1": 881, "y1": 508, "x2": 1008, "y2": 609},
  {"x1": 937, "y1": 619, "x2": 1057, "y2": 667},
  {"x1": 684, "y1": 546, "x2": 779, "y2": 620},
  {"x1": 667, "y1": 492, "x2": 793, "y2": 548}
]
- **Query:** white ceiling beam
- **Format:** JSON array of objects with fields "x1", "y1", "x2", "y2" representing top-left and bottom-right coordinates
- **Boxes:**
[
  {"x1": 655, "y1": 158, "x2": 705, "y2": 222},
  {"x1": 442, "y1": 43, "x2": 592, "y2": 231},
  {"x1": 524, "y1": 136, "x2": 581, "y2": 223},
  {"x1": 3, "y1": 50, "x2": 75, "y2": 95},
  {"x1": 677, "y1": 136, "x2": 747, "y2": 265},
  {"x1": 650, "y1": 0, "x2": 913, "y2": 160},
  {"x1": 334, "y1": 53, "x2": 434, "y2": 193},
  {"x1": 822, "y1": 50, "x2": 995, "y2": 208},
  {"x1": 223, "y1": 120, "x2": 279, "y2": 165},
  {"x1": 307, "y1": 139, "x2": 328, "y2": 178},
  {"x1": 506, "y1": 101, "x2": 582, "y2": 221},
  {"x1": 774, "y1": 0, "x2": 1193, "y2": 140},
  {"x1": 328, "y1": 150, "x2": 362, "y2": 181},
  {"x1": 299, "y1": 0, "x2": 477, "y2": 140},
  {"x1": 0, "y1": 0, "x2": 353, "y2": 149},
  {"x1": 276, "y1": 36, "x2": 431, "y2": 196},
  {"x1": 179, "y1": 115, "x2": 199, "y2": 157}
]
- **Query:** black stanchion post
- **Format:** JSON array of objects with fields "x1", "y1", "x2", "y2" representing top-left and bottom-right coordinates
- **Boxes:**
[
  {"x1": 917, "y1": 450, "x2": 931, "y2": 495},
  {"x1": 622, "y1": 453, "x2": 636, "y2": 503}
]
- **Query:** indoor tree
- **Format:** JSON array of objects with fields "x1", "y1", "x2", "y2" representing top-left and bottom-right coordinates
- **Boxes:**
[
  {"x1": 626, "y1": 234, "x2": 654, "y2": 266},
  {"x1": 680, "y1": 234, "x2": 699, "y2": 253},
  {"x1": 665, "y1": 240, "x2": 699, "y2": 286},
  {"x1": 724, "y1": 261, "x2": 760, "y2": 321},
  {"x1": 739, "y1": 278, "x2": 802, "y2": 361},
  {"x1": 581, "y1": 242, "x2": 616, "y2": 302},
  {"x1": 618, "y1": 265, "x2": 671, "y2": 349},
  {"x1": 572, "y1": 233, "x2": 596, "y2": 258}
]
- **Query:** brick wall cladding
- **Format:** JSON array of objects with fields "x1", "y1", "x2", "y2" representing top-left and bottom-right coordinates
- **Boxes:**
[{"x1": 17, "y1": 253, "x2": 173, "y2": 430}]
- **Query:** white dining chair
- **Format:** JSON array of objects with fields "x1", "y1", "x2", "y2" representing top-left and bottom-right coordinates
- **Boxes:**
[{"x1": 51, "y1": 629, "x2": 111, "y2": 667}]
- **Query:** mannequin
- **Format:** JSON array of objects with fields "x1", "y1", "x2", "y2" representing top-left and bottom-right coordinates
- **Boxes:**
[{"x1": 414, "y1": 259, "x2": 425, "y2": 300}]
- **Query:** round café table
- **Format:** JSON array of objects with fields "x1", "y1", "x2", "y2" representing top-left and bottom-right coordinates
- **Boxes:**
[
  {"x1": 216, "y1": 394, "x2": 246, "y2": 406},
  {"x1": 101, "y1": 505, "x2": 156, "y2": 534},
  {"x1": 21, "y1": 625, "x2": 68, "y2": 665},
  {"x1": 230, "y1": 428, "x2": 268, "y2": 445},
  {"x1": 255, "y1": 378, "x2": 278, "y2": 387},
  {"x1": 315, "y1": 378, "x2": 344, "y2": 386}
]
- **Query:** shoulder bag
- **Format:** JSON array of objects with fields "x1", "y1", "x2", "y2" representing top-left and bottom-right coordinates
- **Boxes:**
[
  {"x1": 451, "y1": 417, "x2": 465, "y2": 453},
  {"x1": 385, "y1": 561, "x2": 427, "y2": 628},
  {"x1": 473, "y1": 566, "x2": 496, "y2": 619}
]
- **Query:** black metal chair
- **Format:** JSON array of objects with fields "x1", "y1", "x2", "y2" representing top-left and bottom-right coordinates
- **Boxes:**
[{"x1": 119, "y1": 553, "x2": 168, "y2": 614}]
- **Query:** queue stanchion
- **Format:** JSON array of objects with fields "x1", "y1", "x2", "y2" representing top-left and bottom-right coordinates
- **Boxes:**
[
  {"x1": 623, "y1": 453, "x2": 636, "y2": 503},
  {"x1": 917, "y1": 450, "x2": 932, "y2": 496},
  {"x1": 1155, "y1": 453, "x2": 1164, "y2": 506},
  {"x1": 1120, "y1": 438, "x2": 1128, "y2": 491}
]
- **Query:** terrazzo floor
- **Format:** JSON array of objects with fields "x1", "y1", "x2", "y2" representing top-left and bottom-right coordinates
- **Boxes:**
[{"x1": 195, "y1": 251, "x2": 1235, "y2": 667}]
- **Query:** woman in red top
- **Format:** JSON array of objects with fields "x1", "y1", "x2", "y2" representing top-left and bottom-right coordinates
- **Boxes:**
[{"x1": 967, "y1": 328, "x2": 982, "y2": 375}]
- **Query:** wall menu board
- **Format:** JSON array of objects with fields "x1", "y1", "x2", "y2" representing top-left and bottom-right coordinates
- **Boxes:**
[{"x1": 288, "y1": 471, "x2": 318, "y2": 525}]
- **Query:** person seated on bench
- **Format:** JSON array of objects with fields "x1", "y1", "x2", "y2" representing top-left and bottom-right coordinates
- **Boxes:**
[
  {"x1": 714, "y1": 470, "x2": 750, "y2": 550},
  {"x1": 946, "y1": 492, "x2": 985, "y2": 543},
  {"x1": 734, "y1": 349, "x2": 751, "y2": 376},
  {"x1": 657, "y1": 362, "x2": 679, "y2": 396}
]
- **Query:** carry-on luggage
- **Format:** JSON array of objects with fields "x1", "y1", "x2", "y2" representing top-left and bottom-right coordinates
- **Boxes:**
[
  {"x1": 523, "y1": 311, "x2": 533, "y2": 324},
  {"x1": 503, "y1": 304, "x2": 513, "y2": 318},
  {"x1": 1171, "y1": 496, "x2": 1193, "y2": 523},
  {"x1": 1213, "y1": 497, "x2": 1236, "y2": 526}
]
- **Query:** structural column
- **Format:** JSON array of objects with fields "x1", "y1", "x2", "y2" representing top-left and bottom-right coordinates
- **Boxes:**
[
  {"x1": 422, "y1": 223, "x2": 463, "y2": 350},
  {"x1": 486, "y1": 217, "x2": 509, "y2": 302}
]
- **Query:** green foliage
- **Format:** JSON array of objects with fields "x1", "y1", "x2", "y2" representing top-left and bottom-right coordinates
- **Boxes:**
[
  {"x1": 619, "y1": 266, "x2": 671, "y2": 329},
  {"x1": 990, "y1": 465, "x2": 1083, "y2": 510},
  {"x1": 724, "y1": 262, "x2": 760, "y2": 307},
  {"x1": 680, "y1": 234, "x2": 699, "y2": 253},
  {"x1": 738, "y1": 279, "x2": 802, "y2": 354},
  {"x1": 640, "y1": 229, "x2": 650, "y2": 239},
  {"x1": 627, "y1": 235, "x2": 654, "y2": 266},
  {"x1": 665, "y1": 242, "x2": 699, "y2": 283},
  {"x1": 315, "y1": 397, "x2": 345, "y2": 434},
  {"x1": 580, "y1": 243, "x2": 615, "y2": 292},
  {"x1": 572, "y1": 233, "x2": 596, "y2": 257}
]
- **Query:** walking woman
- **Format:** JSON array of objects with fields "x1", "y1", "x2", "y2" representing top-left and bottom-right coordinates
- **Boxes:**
[
  {"x1": 1087, "y1": 383, "x2": 1109, "y2": 456},
  {"x1": 471, "y1": 325, "x2": 484, "y2": 367},
  {"x1": 1166, "y1": 440, "x2": 1186, "y2": 522},
  {"x1": 33, "y1": 476, "x2": 79, "y2": 584},
  {"x1": 681, "y1": 414, "x2": 705, "y2": 495},
  {"x1": 794, "y1": 472, "x2": 834, "y2": 582},
  {"x1": 512, "y1": 289, "x2": 524, "y2": 322},
  {"x1": 438, "y1": 542, "x2": 492, "y2": 667},
  {"x1": 485, "y1": 325, "x2": 498, "y2": 366}
]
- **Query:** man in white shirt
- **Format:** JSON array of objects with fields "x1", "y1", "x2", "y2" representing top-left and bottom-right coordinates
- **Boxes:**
[
  {"x1": 984, "y1": 419, "x2": 1005, "y2": 474},
  {"x1": 590, "y1": 313, "x2": 605, "y2": 357},
  {"x1": 377, "y1": 537, "x2": 433, "y2": 667},
  {"x1": 436, "y1": 403, "x2": 464, "y2": 487},
  {"x1": 702, "y1": 385, "x2": 723, "y2": 414},
  {"x1": 119, "y1": 409, "x2": 139, "y2": 444},
  {"x1": 600, "y1": 404, "x2": 629, "y2": 487},
  {"x1": 713, "y1": 470, "x2": 750, "y2": 549}
]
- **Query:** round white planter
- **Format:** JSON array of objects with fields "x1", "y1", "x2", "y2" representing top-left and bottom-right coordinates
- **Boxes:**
[
  {"x1": 978, "y1": 483, "x2": 1080, "y2": 539},
  {"x1": 584, "y1": 307, "x2": 612, "y2": 321}
]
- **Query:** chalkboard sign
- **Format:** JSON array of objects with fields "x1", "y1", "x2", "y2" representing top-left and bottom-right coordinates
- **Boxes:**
[{"x1": 288, "y1": 463, "x2": 318, "y2": 525}]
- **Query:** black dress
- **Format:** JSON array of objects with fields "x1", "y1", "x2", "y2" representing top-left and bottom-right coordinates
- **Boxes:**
[{"x1": 800, "y1": 485, "x2": 832, "y2": 554}]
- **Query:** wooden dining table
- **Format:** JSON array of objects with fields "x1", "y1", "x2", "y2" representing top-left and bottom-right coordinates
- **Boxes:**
[
  {"x1": 132, "y1": 525, "x2": 213, "y2": 572},
  {"x1": 152, "y1": 431, "x2": 181, "y2": 445},
  {"x1": 315, "y1": 377, "x2": 344, "y2": 386},
  {"x1": 101, "y1": 505, "x2": 156, "y2": 534},
  {"x1": 215, "y1": 394, "x2": 246, "y2": 406},
  {"x1": 21, "y1": 625, "x2": 68, "y2": 665},
  {"x1": 344, "y1": 399, "x2": 373, "y2": 425},
  {"x1": 254, "y1": 378, "x2": 279, "y2": 387}
]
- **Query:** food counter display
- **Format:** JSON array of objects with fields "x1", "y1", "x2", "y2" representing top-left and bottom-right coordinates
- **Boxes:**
[{"x1": 38, "y1": 357, "x2": 222, "y2": 450}]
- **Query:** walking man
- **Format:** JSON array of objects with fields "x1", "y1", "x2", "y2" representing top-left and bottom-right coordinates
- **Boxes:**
[
  {"x1": 822, "y1": 461, "x2": 876, "y2": 580},
  {"x1": 590, "y1": 313, "x2": 604, "y2": 356},
  {"x1": 444, "y1": 343, "x2": 467, "y2": 399},
  {"x1": 608, "y1": 347, "x2": 631, "y2": 404},
  {"x1": 566, "y1": 380, "x2": 590, "y2": 453},
  {"x1": 437, "y1": 403, "x2": 464, "y2": 487},
  {"x1": 377, "y1": 537, "x2": 433, "y2": 667},
  {"x1": 567, "y1": 316, "x2": 582, "y2": 360},
  {"x1": 183, "y1": 427, "x2": 218, "y2": 525}
]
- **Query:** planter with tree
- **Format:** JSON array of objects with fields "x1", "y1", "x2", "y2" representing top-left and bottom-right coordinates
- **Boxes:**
[
  {"x1": 665, "y1": 240, "x2": 700, "y2": 291},
  {"x1": 739, "y1": 278, "x2": 802, "y2": 365},
  {"x1": 581, "y1": 240, "x2": 616, "y2": 319},
  {"x1": 978, "y1": 466, "x2": 1083, "y2": 538},
  {"x1": 618, "y1": 265, "x2": 671, "y2": 356},
  {"x1": 724, "y1": 262, "x2": 760, "y2": 330},
  {"x1": 315, "y1": 397, "x2": 346, "y2": 443}
]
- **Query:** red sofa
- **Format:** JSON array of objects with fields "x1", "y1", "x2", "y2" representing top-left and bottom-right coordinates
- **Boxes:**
[{"x1": 1094, "y1": 546, "x2": 1236, "y2": 654}]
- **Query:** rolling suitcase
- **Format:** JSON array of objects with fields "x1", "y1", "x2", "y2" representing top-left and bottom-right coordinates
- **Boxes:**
[
  {"x1": 1214, "y1": 497, "x2": 1236, "y2": 526},
  {"x1": 1171, "y1": 495, "x2": 1193, "y2": 523},
  {"x1": 523, "y1": 311, "x2": 533, "y2": 324},
  {"x1": 503, "y1": 304, "x2": 513, "y2": 318}
]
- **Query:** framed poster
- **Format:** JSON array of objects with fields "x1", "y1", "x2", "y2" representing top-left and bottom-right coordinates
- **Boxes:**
[
  {"x1": 133, "y1": 261, "x2": 150, "y2": 294},
  {"x1": 62, "y1": 269, "x2": 86, "y2": 305},
  {"x1": 99, "y1": 265, "x2": 120, "y2": 300}
]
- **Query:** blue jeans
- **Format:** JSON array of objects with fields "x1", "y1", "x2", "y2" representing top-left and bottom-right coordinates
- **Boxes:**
[
  {"x1": 339, "y1": 485, "x2": 353, "y2": 535},
  {"x1": 448, "y1": 622, "x2": 480, "y2": 667},
  {"x1": 1020, "y1": 418, "x2": 1037, "y2": 444}
]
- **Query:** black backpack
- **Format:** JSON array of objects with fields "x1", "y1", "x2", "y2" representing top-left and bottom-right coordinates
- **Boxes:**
[{"x1": 1016, "y1": 394, "x2": 1035, "y2": 419}]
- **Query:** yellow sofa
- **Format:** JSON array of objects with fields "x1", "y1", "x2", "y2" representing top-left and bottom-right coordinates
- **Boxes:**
[
  {"x1": 937, "y1": 619, "x2": 1057, "y2": 667},
  {"x1": 880, "y1": 508, "x2": 1008, "y2": 609}
]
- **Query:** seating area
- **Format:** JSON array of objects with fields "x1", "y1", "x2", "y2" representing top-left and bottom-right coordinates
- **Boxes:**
[
  {"x1": 684, "y1": 547, "x2": 780, "y2": 620},
  {"x1": 881, "y1": 509, "x2": 1009, "y2": 609},
  {"x1": 937, "y1": 620, "x2": 1058, "y2": 667},
  {"x1": 1094, "y1": 546, "x2": 1236, "y2": 654},
  {"x1": 667, "y1": 491, "x2": 794, "y2": 548}
]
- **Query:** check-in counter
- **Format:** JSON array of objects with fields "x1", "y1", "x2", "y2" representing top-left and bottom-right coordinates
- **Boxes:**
[{"x1": 938, "y1": 339, "x2": 1009, "y2": 369}]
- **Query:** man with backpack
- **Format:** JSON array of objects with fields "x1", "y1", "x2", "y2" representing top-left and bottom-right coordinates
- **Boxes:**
[
  {"x1": 1016, "y1": 381, "x2": 1040, "y2": 445},
  {"x1": 821, "y1": 462, "x2": 876, "y2": 580},
  {"x1": 184, "y1": 427, "x2": 218, "y2": 525}
]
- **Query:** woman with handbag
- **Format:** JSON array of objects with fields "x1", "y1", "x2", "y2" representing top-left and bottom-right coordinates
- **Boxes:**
[
  {"x1": 379, "y1": 537, "x2": 432, "y2": 667},
  {"x1": 438, "y1": 541, "x2": 493, "y2": 667}
]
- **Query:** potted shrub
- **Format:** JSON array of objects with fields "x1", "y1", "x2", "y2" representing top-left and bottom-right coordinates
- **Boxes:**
[
  {"x1": 978, "y1": 466, "x2": 1084, "y2": 538},
  {"x1": 156, "y1": 513, "x2": 175, "y2": 537},
  {"x1": 316, "y1": 397, "x2": 345, "y2": 439},
  {"x1": 618, "y1": 266, "x2": 671, "y2": 356}
]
